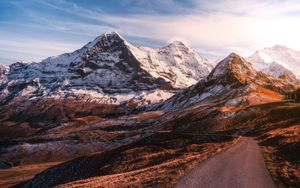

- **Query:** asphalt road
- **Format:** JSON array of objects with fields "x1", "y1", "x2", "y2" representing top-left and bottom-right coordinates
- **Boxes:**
[{"x1": 175, "y1": 138, "x2": 276, "y2": 188}]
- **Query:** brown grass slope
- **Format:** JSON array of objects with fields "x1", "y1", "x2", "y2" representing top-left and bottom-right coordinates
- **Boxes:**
[
  {"x1": 20, "y1": 101, "x2": 300, "y2": 187},
  {"x1": 20, "y1": 132, "x2": 239, "y2": 188}
]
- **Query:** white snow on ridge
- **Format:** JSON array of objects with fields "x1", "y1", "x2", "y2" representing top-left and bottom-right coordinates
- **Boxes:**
[
  {"x1": 262, "y1": 62, "x2": 297, "y2": 80},
  {"x1": 128, "y1": 40, "x2": 214, "y2": 88},
  {"x1": 45, "y1": 88, "x2": 175, "y2": 106},
  {"x1": 248, "y1": 45, "x2": 300, "y2": 79},
  {"x1": 0, "y1": 65, "x2": 9, "y2": 85}
]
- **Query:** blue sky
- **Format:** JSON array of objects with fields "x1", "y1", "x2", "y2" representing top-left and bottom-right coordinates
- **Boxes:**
[{"x1": 1, "y1": 0, "x2": 300, "y2": 64}]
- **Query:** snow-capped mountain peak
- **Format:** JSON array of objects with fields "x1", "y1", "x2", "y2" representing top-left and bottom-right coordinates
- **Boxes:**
[
  {"x1": 269, "y1": 44, "x2": 289, "y2": 51},
  {"x1": 209, "y1": 53, "x2": 256, "y2": 84},
  {"x1": 161, "y1": 53, "x2": 298, "y2": 109},
  {"x1": 84, "y1": 31, "x2": 126, "y2": 49},
  {"x1": 248, "y1": 45, "x2": 300, "y2": 81},
  {"x1": 165, "y1": 40, "x2": 189, "y2": 49},
  {"x1": 0, "y1": 32, "x2": 215, "y2": 107},
  {"x1": 127, "y1": 39, "x2": 214, "y2": 88},
  {"x1": 264, "y1": 62, "x2": 297, "y2": 81}
]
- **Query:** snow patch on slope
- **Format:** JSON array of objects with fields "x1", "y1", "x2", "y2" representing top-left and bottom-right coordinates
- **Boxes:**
[
  {"x1": 248, "y1": 45, "x2": 300, "y2": 80},
  {"x1": 161, "y1": 53, "x2": 298, "y2": 110},
  {"x1": 128, "y1": 41, "x2": 214, "y2": 88}
]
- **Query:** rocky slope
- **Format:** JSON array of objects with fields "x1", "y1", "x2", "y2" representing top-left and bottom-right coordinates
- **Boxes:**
[
  {"x1": 248, "y1": 45, "x2": 300, "y2": 81},
  {"x1": 17, "y1": 100, "x2": 300, "y2": 188},
  {"x1": 2, "y1": 51, "x2": 300, "y2": 188},
  {"x1": 161, "y1": 53, "x2": 298, "y2": 109},
  {"x1": 0, "y1": 65, "x2": 8, "y2": 85},
  {"x1": 0, "y1": 32, "x2": 213, "y2": 107}
]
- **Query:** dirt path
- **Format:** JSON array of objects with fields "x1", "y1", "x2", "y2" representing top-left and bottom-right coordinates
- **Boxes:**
[{"x1": 175, "y1": 137, "x2": 276, "y2": 188}]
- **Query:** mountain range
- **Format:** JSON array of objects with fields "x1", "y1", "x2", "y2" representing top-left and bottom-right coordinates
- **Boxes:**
[
  {"x1": 1, "y1": 33, "x2": 299, "y2": 111},
  {"x1": 0, "y1": 32, "x2": 213, "y2": 108},
  {"x1": 161, "y1": 53, "x2": 297, "y2": 109},
  {"x1": 0, "y1": 32, "x2": 300, "y2": 188}
]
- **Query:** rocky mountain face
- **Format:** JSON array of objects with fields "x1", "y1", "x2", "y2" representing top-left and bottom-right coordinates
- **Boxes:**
[
  {"x1": 0, "y1": 32, "x2": 213, "y2": 108},
  {"x1": 263, "y1": 62, "x2": 297, "y2": 81},
  {"x1": 0, "y1": 65, "x2": 8, "y2": 85},
  {"x1": 248, "y1": 45, "x2": 300, "y2": 81},
  {"x1": 129, "y1": 40, "x2": 213, "y2": 88},
  {"x1": 161, "y1": 53, "x2": 298, "y2": 109}
]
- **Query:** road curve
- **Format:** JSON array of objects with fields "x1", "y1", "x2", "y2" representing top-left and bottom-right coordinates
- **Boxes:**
[{"x1": 175, "y1": 138, "x2": 276, "y2": 188}]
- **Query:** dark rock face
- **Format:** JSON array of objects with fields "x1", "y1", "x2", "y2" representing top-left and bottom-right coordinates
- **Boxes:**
[
  {"x1": 0, "y1": 161, "x2": 12, "y2": 169},
  {"x1": 66, "y1": 32, "x2": 173, "y2": 93}
]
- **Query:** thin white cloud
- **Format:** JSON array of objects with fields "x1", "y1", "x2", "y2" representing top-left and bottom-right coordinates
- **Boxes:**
[{"x1": 0, "y1": 38, "x2": 81, "y2": 64}]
